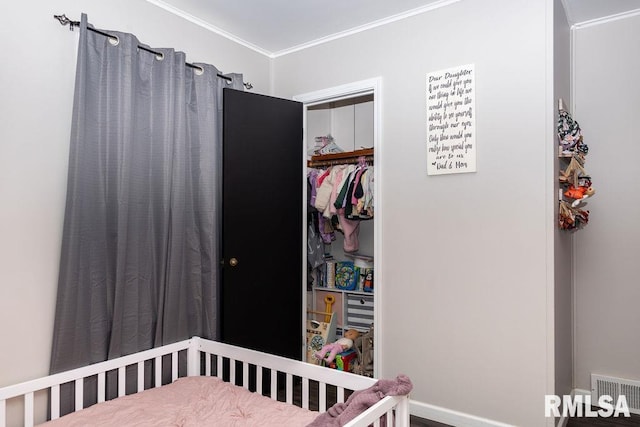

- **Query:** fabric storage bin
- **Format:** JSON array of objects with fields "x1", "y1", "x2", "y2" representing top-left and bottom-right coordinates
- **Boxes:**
[{"x1": 346, "y1": 293, "x2": 374, "y2": 331}]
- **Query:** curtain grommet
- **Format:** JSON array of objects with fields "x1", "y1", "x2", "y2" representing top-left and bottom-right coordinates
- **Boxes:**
[{"x1": 108, "y1": 35, "x2": 120, "y2": 46}]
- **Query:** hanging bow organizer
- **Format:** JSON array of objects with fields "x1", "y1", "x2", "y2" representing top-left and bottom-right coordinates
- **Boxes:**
[{"x1": 557, "y1": 99, "x2": 595, "y2": 231}]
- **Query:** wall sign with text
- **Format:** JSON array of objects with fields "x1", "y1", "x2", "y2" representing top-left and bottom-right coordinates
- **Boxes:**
[{"x1": 426, "y1": 64, "x2": 476, "y2": 175}]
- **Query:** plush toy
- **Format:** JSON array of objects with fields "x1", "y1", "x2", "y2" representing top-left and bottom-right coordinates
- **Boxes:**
[
  {"x1": 314, "y1": 329, "x2": 360, "y2": 363},
  {"x1": 564, "y1": 185, "x2": 595, "y2": 207}
]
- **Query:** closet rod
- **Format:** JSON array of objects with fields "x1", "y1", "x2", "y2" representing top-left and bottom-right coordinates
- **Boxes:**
[
  {"x1": 54, "y1": 14, "x2": 253, "y2": 90},
  {"x1": 307, "y1": 148, "x2": 374, "y2": 168},
  {"x1": 307, "y1": 156, "x2": 374, "y2": 168}
]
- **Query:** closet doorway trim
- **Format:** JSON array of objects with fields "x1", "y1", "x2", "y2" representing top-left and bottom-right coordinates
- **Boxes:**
[{"x1": 294, "y1": 77, "x2": 383, "y2": 378}]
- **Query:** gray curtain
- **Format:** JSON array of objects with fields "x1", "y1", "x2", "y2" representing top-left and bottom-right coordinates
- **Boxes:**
[{"x1": 50, "y1": 14, "x2": 243, "y2": 376}]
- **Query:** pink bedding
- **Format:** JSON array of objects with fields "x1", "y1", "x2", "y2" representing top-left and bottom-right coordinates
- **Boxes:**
[{"x1": 39, "y1": 376, "x2": 318, "y2": 426}]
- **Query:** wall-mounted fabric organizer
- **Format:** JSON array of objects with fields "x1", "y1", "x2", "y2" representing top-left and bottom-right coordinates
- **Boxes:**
[{"x1": 557, "y1": 99, "x2": 594, "y2": 231}]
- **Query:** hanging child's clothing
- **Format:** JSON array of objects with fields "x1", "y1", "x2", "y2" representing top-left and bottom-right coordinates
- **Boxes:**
[{"x1": 308, "y1": 163, "x2": 373, "y2": 254}]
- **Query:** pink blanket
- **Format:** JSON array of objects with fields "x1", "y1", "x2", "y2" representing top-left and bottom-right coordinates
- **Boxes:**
[
  {"x1": 40, "y1": 376, "x2": 318, "y2": 426},
  {"x1": 306, "y1": 375, "x2": 412, "y2": 427}
]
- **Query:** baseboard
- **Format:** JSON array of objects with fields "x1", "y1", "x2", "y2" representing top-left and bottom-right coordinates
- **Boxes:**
[
  {"x1": 410, "y1": 399, "x2": 515, "y2": 427},
  {"x1": 556, "y1": 389, "x2": 591, "y2": 427},
  {"x1": 555, "y1": 389, "x2": 591, "y2": 426},
  {"x1": 572, "y1": 388, "x2": 591, "y2": 398},
  {"x1": 555, "y1": 389, "x2": 583, "y2": 427},
  {"x1": 557, "y1": 414, "x2": 568, "y2": 427}
]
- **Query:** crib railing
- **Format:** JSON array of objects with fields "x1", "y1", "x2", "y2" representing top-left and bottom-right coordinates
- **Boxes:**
[
  {"x1": 194, "y1": 338, "x2": 407, "y2": 427},
  {"x1": 0, "y1": 337, "x2": 409, "y2": 427},
  {"x1": 0, "y1": 339, "x2": 193, "y2": 427}
]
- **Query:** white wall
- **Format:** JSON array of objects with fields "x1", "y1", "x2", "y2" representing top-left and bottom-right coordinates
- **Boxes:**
[
  {"x1": 0, "y1": 0, "x2": 270, "y2": 390},
  {"x1": 307, "y1": 100, "x2": 374, "y2": 153},
  {"x1": 572, "y1": 14, "x2": 640, "y2": 391},
  {"x1": 274, "y1": 0, "x2": 555, "y2": 425},
  {"x1": 0, "y1": 1, "x2": 570, "y2": 425},
  {"x1": 553, "y1": 0, "x2": 573, "y2": 401}
]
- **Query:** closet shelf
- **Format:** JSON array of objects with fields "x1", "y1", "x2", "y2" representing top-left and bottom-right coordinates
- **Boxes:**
[
  {"x1": 313, "y1": 286, "x2": 372, "y2": 296},
  {"x1": 307, "y1": 148, "x2": 374, "y2": 168},
  {"x1": 343, "y1": 253, "x2": 374, "y2": 262}
]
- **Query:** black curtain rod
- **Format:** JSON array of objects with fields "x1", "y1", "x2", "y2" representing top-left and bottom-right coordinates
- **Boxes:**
[{"x1": 54, "y1": 14, "x2": 253, "y2": 90}]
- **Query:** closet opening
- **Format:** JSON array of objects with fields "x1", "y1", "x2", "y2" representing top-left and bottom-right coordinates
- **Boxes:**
[{"x1": 294, "y1": 78, "x2": 382, "y2": 379}]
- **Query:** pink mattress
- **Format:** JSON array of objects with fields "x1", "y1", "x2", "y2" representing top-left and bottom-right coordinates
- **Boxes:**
[{"x1": 40, "y1": 376, "x2": 319, "y2": 426}]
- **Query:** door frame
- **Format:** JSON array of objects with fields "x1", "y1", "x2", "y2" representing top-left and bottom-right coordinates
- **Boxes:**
[{"x1": 294, "y1": 77, "x2": 383, "y2": 378}]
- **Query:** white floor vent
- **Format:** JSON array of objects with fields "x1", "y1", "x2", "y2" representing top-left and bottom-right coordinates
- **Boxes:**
[{"x1": 591, "y1": 374, "x2": 640, "y2": 415}]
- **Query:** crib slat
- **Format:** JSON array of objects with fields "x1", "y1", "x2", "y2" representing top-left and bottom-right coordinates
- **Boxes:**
[
  {"x1": 51, "y1": 384, "x2": 60, "y2": 419},
  {"x1": 154, "y1": 356, "x2": 162, "y2": 387},
  {"x1": 171, "y1": 352, "x2": 178, "y2": 382},
  {"x1": 286, "y1": 373, "x2": 293, "y2": 404},
  {"x1": 319, "y1": 382, "x2": 327, "y2": 412},
  {"x1": 270, "y1": 369, "x2": 277, "y2": 401},
  {"x1": 242, "y1": 362, "x2": 249, "y2": 389},
  {"x1": 337, "y1": 386, "x2": 345, "y2": 403},
  {"x1": 387, "y1": 409, "x2": 394, "y2": 425},
  {"x1": 302, "y1": 378, "x2": 309, "y2": 409},
  {"x1": 256, "y1": 366, "x2": 263, "y2": 395},
  {"x1": 205, "y1": 354, "x2": 211, "y2": 376},
  {"x1": 24, "y1": 392, "x2": 34, "y2": 427},
  {"x1": 373, "y1": 418, "x2": 381, "y2": 427},
  {"x1": 118, "y1": 367, "x2": 125, "y2": 397},
  {"x1": 97, "y1": 372, "x2": 106, "y2": 403},
  {"x1": 230, "y1": 359, "x2": 236, "y2": 385},
  {"x1": 74, "y1": 379, "x2": 83, "y2": 411},
  {"x1": 137, "y1": 362, "x2": 144, "y2": 392},
  {"x1": 216, "y1": 355, "x2": 223, "y2": 379}
]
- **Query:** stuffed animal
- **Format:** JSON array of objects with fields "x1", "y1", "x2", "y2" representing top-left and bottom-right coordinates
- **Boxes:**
[
  {"x1": 564, "y1": 185, "x2": 595, "y2": 207},
  {"x1": 314, "y1": 329, "x2": 360, "y2": 363}
]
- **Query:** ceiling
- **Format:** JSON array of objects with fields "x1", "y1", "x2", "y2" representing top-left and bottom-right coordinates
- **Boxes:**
[{"x1": 146, "y1": 0, "x2": 640, "y2": 57}]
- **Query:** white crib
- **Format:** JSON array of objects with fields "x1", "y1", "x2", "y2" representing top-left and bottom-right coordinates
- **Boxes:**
[{"x1": 0, "y1": 337, "x2": 409, "y2": 427}]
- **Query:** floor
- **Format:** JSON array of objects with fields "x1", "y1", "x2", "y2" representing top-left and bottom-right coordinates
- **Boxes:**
[
  {"x1": 293, "y1": 376, "x2": 640, "y2": 426},
  {"x1": 410, "y1": 415, "x2": 451, "y2": 426},
  {"x1": 566, "y1": 407, "x2": 640, "y2": 426},
  {"x1": 410, "y1": 409, "x2": 640, "y2": 426}
]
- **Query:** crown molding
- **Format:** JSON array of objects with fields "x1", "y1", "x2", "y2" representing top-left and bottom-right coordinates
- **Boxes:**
[
  {"x1": 271, "y1": 0, "x2": 461, "y2": 58},
  {"x1": 146, "y1": 0, "x2": 461, "y2": 59},
  {"x1": 144, "y1": 0, "x2": 273, "y2": 57},
  {"x1": 572, "y1": 7, "x2": 640, "y2": 30}
]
